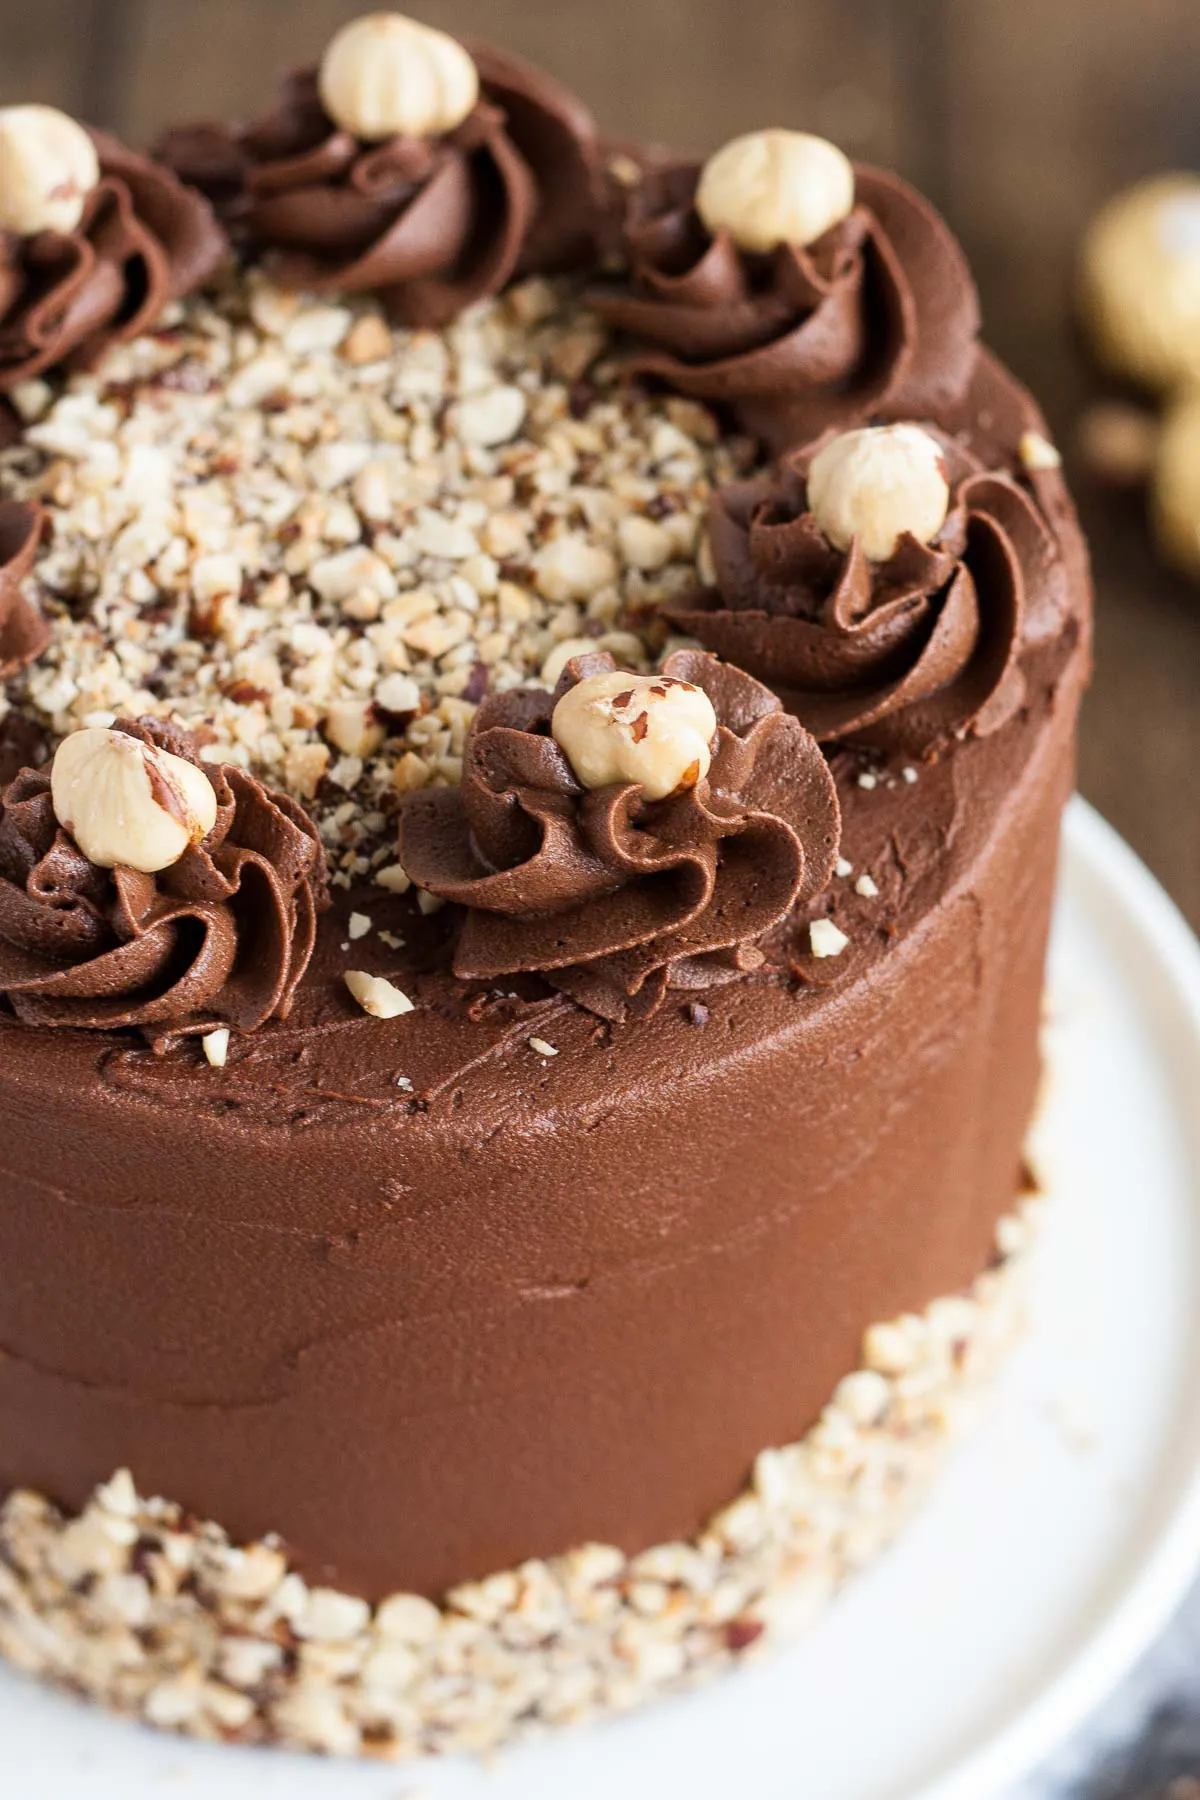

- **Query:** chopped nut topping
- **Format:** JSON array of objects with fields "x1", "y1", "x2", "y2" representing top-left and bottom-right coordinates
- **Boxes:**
[
  {"x1": 0, "y1": 1191, "x2": 1036, "y2": 1760},
  {"x1": 1018, "y1": 429, "x2": 1062, "y2": 472},
  {"x1": 854, "y1": 873, "x2": 879, "y2": 898},
  {"x1": 809, "y1": 919, "x2": 850, "y2": 959},
  {"x1": 202, "y1": 1029, "x2": 230, "y2": 1069},
  {"x1": 528, "y1": 1036, "x2": 559, "y2": 1058},
  {"x1": 344, "y1": 971, "x2": 414, "y2": 1019},
  {"x1": 0, "y1": 271, "x2": 754, "y2": 889}
]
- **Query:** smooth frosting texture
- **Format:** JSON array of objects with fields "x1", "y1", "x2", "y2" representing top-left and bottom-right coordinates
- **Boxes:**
[
  {"x1": 398, "y1": 650, "x2": 840, "y2": 1022},
  {"x1": 591, "y1": 158, "x2": 981, "y2": 452},
  {"x1": 0, "y1": 498, "x2": 48, "y2": 677},
  {"x1": 0, "y1": 130, "x2": 226, "y2": 387},
  {"x1": 0, "y1": 718, "x2": 326, "y2": 1037},
  {"x1": 672, "y1": 429, "x2": 1064, "y2": 755},
  {"x1": 157, "y1": 44, "x2": 604, "y2": 327}
]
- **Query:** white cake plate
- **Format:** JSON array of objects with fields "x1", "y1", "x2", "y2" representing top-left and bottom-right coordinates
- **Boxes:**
[{"x1": 5, "y1": 796, "x2": 1200, "y2": 1800}]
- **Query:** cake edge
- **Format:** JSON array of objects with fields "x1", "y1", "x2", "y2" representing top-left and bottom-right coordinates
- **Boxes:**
[{"x1": 0, "y1": 1181, "x2": 1043, "y2": 1761}]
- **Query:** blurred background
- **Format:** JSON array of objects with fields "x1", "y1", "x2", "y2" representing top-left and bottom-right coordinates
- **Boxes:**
[
  {"x1": 2, "y1": 10, "x2": 1200, "y2": 1792},
  {"x1": 2, "y1": 0, "x2": 1197, "y2": 929}
]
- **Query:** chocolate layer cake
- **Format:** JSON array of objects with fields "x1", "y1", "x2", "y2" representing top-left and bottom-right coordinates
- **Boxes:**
[{"x1": 0, "y1": 13, "x2": 1089, "y2": 1758}]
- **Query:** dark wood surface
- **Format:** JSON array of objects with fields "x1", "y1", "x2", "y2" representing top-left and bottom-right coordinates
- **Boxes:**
[{"x1": 2, "y1": 0, "x2": 1198, "y2": 925}]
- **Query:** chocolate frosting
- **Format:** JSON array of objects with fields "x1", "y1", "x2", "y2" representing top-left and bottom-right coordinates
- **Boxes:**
[
  {"x1": 590, "y1": 159, "x2": 981, "y2": 453},
  {"x1": 397, "y1": 650, "x2": 840, "y2": 1022},
  {"x1": 0, "y1": 130, "x2": 227, "y2": 388},
  {"x1": 671, "y1": 430, "x2": 1064, "y2": 755},
  {"x1": 157, "y1": 44, "x2": 604, "y2": 329},
  {"x1": 0, "y1": 719, "x2": 326, "y2": 1037},
  {"x1": 0, "y1": 500, "x2": 49, "y2": 677}
]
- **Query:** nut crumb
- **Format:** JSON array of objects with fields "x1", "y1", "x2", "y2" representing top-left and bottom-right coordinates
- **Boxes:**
[
  {"x1": 854, "y1": 874, "x2": 879, "y2": 898},
  {"x1": 0, "y1": 269, "x2": 756, "y2": 891},
  {"x1": 344, "y1": 971, "x2": 414, "y2": 1019},
  {"x1": 202, "y1": 1029, "x2": 230, "y2": 1069},
  {"x1": 528, "y1": 1036, "x2": 559, "y2": 1058},
  {"x1": 1018, "y1": 429, "x2": 1062, "y2": 472},
  {"x1": 902, "y1": 766, "x2": 919, "y2": 784},
  {"x1": 834, "y1": 856, "x2": 853, "y2": 878},
  {"x1": 809, "y1": 919, "x2": 850, "y2": 959},
  {"x1": 856, "y1": 771, "x2": 878, "y2": 790},
  {"x1": 347, "y1": 912, "x2": 372, "y2": 940}
]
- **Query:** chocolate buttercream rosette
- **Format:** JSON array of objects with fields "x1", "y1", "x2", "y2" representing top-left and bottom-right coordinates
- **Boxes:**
[
  {"x1": 590, "y1": 132, "x2": 981, "y2": 455},
  {"x1": 0, "y1": 498, "x2": 49, "y2": 677},
  {"x1": 397, "y1": 650, "x2": 840, "y2": 1024},
  {"x1": 0, "y1": 109, "x2": 227, "y2": 389},
  {"x1": 0, "y1": 718, "x2": 327, "y2": 1039},
  {"x1": 670, "y1": 424, "x2": 1072, "y2": 758},
  {"x1": 156, "y1": 15, "x2": 606, "y2": 329}
]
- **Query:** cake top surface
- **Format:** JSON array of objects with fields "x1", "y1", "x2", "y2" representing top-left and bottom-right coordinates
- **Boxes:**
[
  {"x1": 0, "y1": 9, "x2": 1091, "y2": 1072},
  {"x1": 0, "y1": 272, "x2": 755, "y2": 889}
]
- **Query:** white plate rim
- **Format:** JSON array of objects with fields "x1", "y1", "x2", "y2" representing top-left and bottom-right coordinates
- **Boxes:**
[{"x1": 917, "y1": 796, "x2": 1200, "y2": 1800}]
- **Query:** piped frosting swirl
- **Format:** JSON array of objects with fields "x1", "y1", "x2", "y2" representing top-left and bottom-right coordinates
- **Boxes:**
[
  {"x1": 0, "y1": 130, "x2": 227, "y2": 388},
  {"x1": 0, "y1": 718, "x2": 327, "y2": 1037},
  {"x1": 590, "y1": 157, "x2": 981, "y2": 453},
  {"x1": 0, "y1": 499, "x2": 48, "y2": 678},
  {"x1": 397, "y1": 650, "x2": 840, "y2": 1023},
  {"x1": 670, "y1": 430, "x2": 1062, "y2": 756},
  {"x1": 156, "y1": 42, "x2": 605, "y2": 328}
]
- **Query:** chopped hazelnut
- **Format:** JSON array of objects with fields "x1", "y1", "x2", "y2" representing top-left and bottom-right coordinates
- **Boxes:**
[
  {"x1": 344, "y1": 971, "x2": 414, "y2": 1019},
  {"x1": 809, "y1": 918, "x2": 849, "y2": 958}
]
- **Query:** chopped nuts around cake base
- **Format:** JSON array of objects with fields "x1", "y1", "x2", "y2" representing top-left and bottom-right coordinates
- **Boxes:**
[{"x1": 0, "y1": 1195, "x2": 1040, "y2": 1760}]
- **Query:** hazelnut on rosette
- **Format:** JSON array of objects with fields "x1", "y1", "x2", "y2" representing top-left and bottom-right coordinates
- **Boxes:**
[
  {"x1": 397, "y1": 650, "x2": 840, "y2": 1024},
  {"x1": 590, "y1": 129, "x2": 981, "y2": 454},
  {"x1": 0, "y1": 718, "x2": 327, "y2": 1037},
  {"x1": 670, "y1": 422, "x2": 1066, "y2": 757},
  {"x1": 0, "y1": 105, "x2": 227, "y2": 388},
  {"x1": 155, "y1": 12, "x2": 605, "y2": 328},
  {"x1": 0, "y1": 499, "x2": 49, "y2": 678}
]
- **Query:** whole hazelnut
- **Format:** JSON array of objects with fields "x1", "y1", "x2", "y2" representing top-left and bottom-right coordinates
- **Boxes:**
[
  {"x1": 1152, "y1": 389, "x2": 1200, "y2": 578},
  {"x1": 806, "y1": 424, "x2": 950, "y2": 562},
  {"x1": 50, "y1": 727, "x2": 219, "y2": 874},
  {"x1": 695, "y1": 129, "x2": 855, "y2": 255},
  {"x1": 0, "y1": 105, "x2": 100, "y2": 237},
  {"x1": 1079, "y1": 174, "x2": 1200, "y2": 392},
  {"x1": 551, "y1": 671, "x2": 718, "y2": 803},
  {"x1": 318, "y1": 12, "x2": 480, "y2": 142}
]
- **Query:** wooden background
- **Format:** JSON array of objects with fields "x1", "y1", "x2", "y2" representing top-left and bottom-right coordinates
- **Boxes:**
[{"x1": 4, "y1": 0, "x2": 1199, "y2": 925}]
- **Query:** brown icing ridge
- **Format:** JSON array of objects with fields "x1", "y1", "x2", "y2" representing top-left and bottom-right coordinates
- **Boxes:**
[
  {"x1": 0, "y1": 130, "x2": 227, "y2": 388},
  {"x1": 155, "y1": 44, "x2": 605, "y2": 329},
  {"x1": 590, "y1": 158, "x2": 981, "y2": 453},
  {"x1": 670, "y1": 428, "x2": 1070, "y2": 757},
  {"x1": 397, "y1": 650, "x2": 840, "y2": 1023},
  {"x1": 0, "y1": 500, "x2": 49, "y2": 678},
  {"x1": 0, "y1": 718, "x2": 326, "y2": 1038}
]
